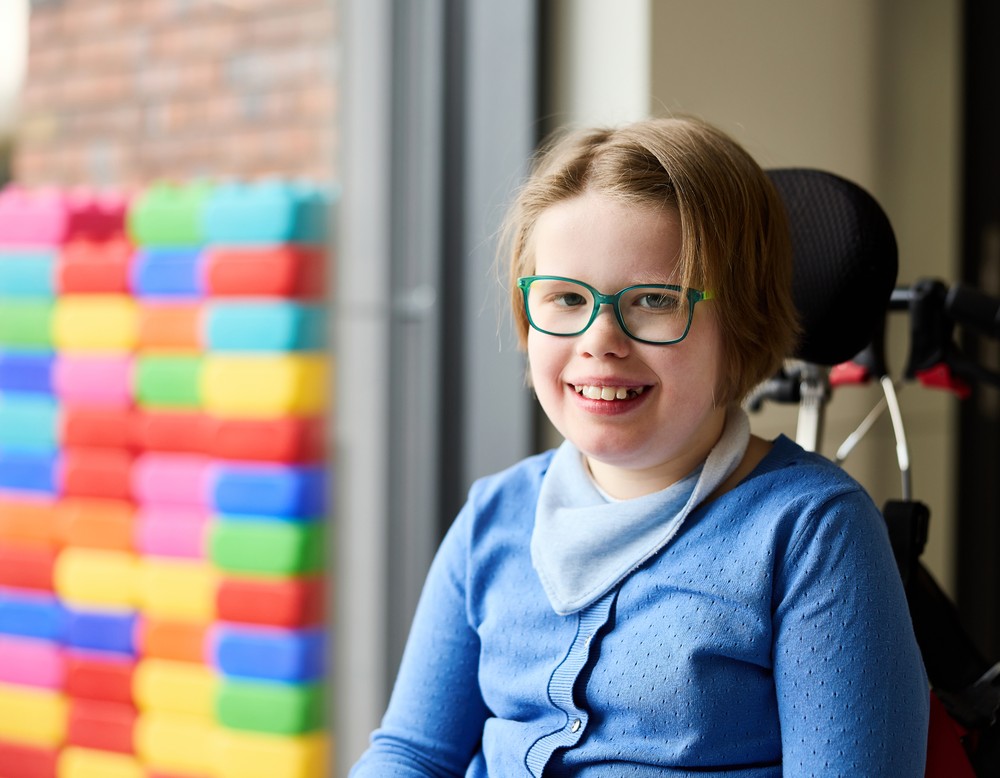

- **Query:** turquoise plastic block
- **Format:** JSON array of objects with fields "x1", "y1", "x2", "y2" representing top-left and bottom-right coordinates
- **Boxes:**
[
  {"x1": 0, "y1": 250, "x2": 56, "y2": 297},
  {"x1": 204, "y1": 302, "x2": 325, "y2": 352},
  {"x1": 128, "y1": 182, "x2": 214, "y2": 247},
  {"x1": 0, "y1": 392, "x2": 58, "y2": 452},
  {"x1": 201, "y1": 182, "x2": 329, "y2": 245}
]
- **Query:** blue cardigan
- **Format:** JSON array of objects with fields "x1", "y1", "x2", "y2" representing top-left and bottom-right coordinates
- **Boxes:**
[{"x1": 351, "y1": 436, "x2": 929, "y2": 777}]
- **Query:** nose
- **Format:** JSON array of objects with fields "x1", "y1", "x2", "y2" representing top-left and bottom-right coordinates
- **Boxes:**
[{"x1": 575, "y1": 304, "x2": 630, "y2": 358}]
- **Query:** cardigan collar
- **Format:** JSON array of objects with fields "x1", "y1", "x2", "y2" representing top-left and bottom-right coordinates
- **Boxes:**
[{"x1": 530, "y1": 406, "x2": 750, "y2": 616}]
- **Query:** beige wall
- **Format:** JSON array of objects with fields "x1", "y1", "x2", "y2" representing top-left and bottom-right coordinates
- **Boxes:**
[{"x1": 547, "y1": 0, "x2": 961, "y2": 591}]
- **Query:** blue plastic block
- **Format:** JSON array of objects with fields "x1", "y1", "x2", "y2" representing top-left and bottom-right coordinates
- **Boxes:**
[
  {"x1": 201, "y1": 182, "x2": 328, "y2": 245},
  {"x1": 204, "y1": 302, "x2": 326, "y2": 352},
  {"x1": 0, "y1": 392, "x2": 59, "y2": 452},
  {"x1": 0, "y1": 588, "x2": 66, "y2": 641},
  {"x1": 0, "y1": 451, "x2": 58, "y2": 495},
  {"x1": 211, "y1": 625, "x2": 326, "y2": 682},
  {"x1": 0, "y1": 350, "x2": 54, "y2": 393},
  {"x1": 209, "y1": 464, "x2": 326, "y2": 518},
  {"x1": 65, "y1": 607, "x2": 137, "y2": 655},
  {"x1": 130, "y1": 247, "x2": 205, "y2": 297},
  {"x1": 0, "y1": 250, "x2": 56, "y2": 296}
]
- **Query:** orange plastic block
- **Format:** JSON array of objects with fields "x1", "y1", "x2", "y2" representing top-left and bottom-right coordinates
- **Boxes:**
[
  {"x1": 135, "y1": 619, "x2": 208, "y2": 664},
  {"x1": 138, "y1": 303, "x2": 201, "y2": 350},
  {"x1": 0, "y1": 497, "x2": 59, "y2": 548},
  {"x1": 0, "y1": 544, "x2": 56, "y2": 590},
  {"x1": 57, "y1": 237, "x2": 133, "y2": 294},
  {"x1": 60, "y1": 449, "x2": 134, "y2": 501},
  {"x1": 207, "y1": 417, "x2": 325, "y2": 463},
  {"x1": 133, "y1": 411, "x2": 209, "y2": 454},
  {"x1": 67, "y1": 698, "x2": 137, "y2": 754},
  {"x1": 0, "y1": 739, "x2": 58, "y2": 778},
  {"x1": 65, "y1": 653, "x2": 135, "y2": 706},
  {"x1": 203, "y1": 246, "x2": 325, "y2": 298},
  {"x1": 55, "y1": 498, "x2": 135, "y2": 552},
  {"x1": 60, "y1": 407, "x2": 135, "y2": 450},
  {"x1": 216, "y1": 576, "x2": 325, "y2": 628}
]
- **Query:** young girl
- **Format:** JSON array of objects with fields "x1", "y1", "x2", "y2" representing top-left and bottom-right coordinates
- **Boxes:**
[{"x1": 351, "y1": 117, "x2": 929, "y2": 776}]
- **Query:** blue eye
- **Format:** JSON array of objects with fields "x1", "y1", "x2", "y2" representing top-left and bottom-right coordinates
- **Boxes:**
[{"x1": 553, "y1": 292, "x2": 588, "y2": 308}]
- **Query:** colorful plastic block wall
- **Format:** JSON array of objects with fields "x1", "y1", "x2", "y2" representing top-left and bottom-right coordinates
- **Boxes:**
[{"x1": 0, "y1": 183, "x2": 332, "y2": 778}]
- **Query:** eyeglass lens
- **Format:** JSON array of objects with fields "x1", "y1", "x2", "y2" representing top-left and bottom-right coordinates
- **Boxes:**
[{"x1": 525, "y1": 278, "x2": 691, "y2": 342}]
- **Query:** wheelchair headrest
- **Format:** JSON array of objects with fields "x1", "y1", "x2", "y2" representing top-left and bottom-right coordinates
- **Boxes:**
[{"x1": 767, "y1": 168, "x2": 898, "y2": 366}]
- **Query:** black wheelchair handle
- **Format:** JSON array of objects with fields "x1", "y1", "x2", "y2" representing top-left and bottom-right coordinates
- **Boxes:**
[{"x1": 946, "y1": 283, "x2": 1000, "y2": 340}]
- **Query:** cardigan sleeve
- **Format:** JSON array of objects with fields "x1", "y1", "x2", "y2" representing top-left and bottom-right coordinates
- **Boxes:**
[
  {"x1": 350, "y1": 499, "x2": 490, "y2": 777},
  {"x1": 772, "y1": 488, "x2": 929, "y2": 777}
]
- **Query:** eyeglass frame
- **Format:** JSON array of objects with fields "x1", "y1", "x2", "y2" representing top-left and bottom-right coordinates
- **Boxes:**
[{"x1": 516, "y1": 275, "x2": 714, "y2": 345}]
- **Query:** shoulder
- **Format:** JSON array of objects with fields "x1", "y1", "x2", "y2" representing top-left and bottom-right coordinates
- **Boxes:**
[
  {"x1": 466, "y1": 449, "x2": 555, "y2": 514},
  {"x1": 703, "y1": 435, "x2": 887, "y2": 566}
]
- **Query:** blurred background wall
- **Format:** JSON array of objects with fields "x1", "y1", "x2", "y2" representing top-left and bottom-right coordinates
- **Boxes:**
[{"x1": 14, "y1": 0, "x2": 337, "y2": 186}]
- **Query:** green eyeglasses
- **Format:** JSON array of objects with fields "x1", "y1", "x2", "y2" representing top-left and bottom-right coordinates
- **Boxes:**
[{"x1": 517, "y1": 275, "x2": 713, "y2": 345}]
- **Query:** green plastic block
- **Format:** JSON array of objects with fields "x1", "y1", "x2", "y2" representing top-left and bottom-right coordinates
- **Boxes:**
[
  {"x1": 128, "y1": 182, "x2": 214, "y2": 247},
  {"x1": 209, "y1": 519, "x2": 324, "y2": 575},
  {"x1": 135, "y1": 354, "x2": 203, "y2": 409},
  {"x1": 0, "y1": 301, "x2": 53, "y2": 348},
  {"x1": 216, "y1": 679, "x2": 324, "y2": 735}
]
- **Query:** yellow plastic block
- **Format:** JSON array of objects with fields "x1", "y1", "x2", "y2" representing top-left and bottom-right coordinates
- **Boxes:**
[
  {"x1": 58, "y1": 747, "x2": 144, "y2": 778},
  {"x1": 137, "y1": 558, "x2": 217, "y2": 621},
  {"x1": 214, "y1": 730, "x2": 330, "y2": 778},
  {"x1": 134, "y1": 711, "x2": 217, "y2": 775},
  {"x1": 52, "y1": 295, "x2": 138, "y2": 352},
  {"x1": 133, "y1": 658, "x2": 218, "y2": 718},
  {"x1": 0, "y1": 682, "x2": 67, "y2": 746},
  {"x1": 200, "y1": 354, "x2": 328, "y2": 417},
  {"x1": 53, "y1": 548, "x2": 138, "y2": 609}
]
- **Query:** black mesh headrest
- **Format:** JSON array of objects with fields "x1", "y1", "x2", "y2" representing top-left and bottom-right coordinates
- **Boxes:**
[{"x1": 767, "y1": 169, "x2": 898, "y2": 365}]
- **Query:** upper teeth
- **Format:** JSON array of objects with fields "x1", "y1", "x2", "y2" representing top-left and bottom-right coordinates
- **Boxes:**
[{"x1": 574, "y1": 385, "x2": 645, "y2": 401}]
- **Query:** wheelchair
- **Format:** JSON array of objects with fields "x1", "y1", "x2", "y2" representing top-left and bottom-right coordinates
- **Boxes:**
[{"x1": 755, "y1": 169, "x2": 1000, "y2": 776}]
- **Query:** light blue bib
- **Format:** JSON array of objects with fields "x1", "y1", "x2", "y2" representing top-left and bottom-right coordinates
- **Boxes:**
[{"x1": 530, "y1": 406, "x2": 750, "y2": 615}]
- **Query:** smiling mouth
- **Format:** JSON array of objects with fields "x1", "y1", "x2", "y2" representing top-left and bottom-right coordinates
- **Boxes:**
[{"x1": 573, "y1": 384, "x2": 647, "y2": 401}]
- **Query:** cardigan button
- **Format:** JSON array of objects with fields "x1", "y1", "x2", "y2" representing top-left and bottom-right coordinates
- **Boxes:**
[{"x1": 570, "y1": 718, "x2": 582, "y2": 733}]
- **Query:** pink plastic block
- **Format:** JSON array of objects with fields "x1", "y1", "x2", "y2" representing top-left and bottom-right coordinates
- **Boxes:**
[
  {"x1": 131, "y1": 453, "x2": 211, "y2": 508},
  {"x1": 135, "y1": 506, "x2": 209, "y2": 558},
  {"x1": 53, "y1": 355, "x2": 133, "y2": 408},
  {"x1": 0, "y1": 186, "x2": 127, "y2": 246},
  {"x1": 0, "y1": 634, "x2": 65, "y2": 688}
]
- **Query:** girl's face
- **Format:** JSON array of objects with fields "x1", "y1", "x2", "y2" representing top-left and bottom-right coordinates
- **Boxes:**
[{"x1": 527, "y1": 191, "x2": 726, "y2": 499}]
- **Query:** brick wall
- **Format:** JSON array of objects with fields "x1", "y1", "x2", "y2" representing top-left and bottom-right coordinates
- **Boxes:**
[{"x1": 16, "y1": 0, "x2": 338, "y2": 187}]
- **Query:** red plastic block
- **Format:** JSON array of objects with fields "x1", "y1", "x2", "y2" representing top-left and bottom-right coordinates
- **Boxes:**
[
  {"x1": 0, "y1": 739, "x2": 58, "y2": 778},
  {"x1": 65, "y1": 652, "x2": 135, "y2": 705},
  {"x1": 59, "y1": 448, "x2": 134, "y2": 500},
  {"x1": 134, "y1": 411, "x2": 210, "y2": 454},
  {"x1": 57, "y1": 237, "x2": 133, "y2": 294},
  {"x1": 207, "y1": 417, "x2": 325, "y2": 463},
  {"x1": 61, "y1": 406, "x2": 135, "y2": 450},
  {"x1": 203, "y1": 246, "x2": 325, "y2": 298},
  {"x1": 0, "y1": 544, "x2": 56, "y2": 590},
  {"x1": 67, "y1": 698, "x2": 137, "y2": 754},
  {"x1": 217, "y1": 576, "x2": 325, "y2": 628}
]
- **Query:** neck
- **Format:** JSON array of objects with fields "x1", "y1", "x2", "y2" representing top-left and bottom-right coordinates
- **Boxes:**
[{"x1": 585, "y1": 407, "x2": 727, "y2": 500}]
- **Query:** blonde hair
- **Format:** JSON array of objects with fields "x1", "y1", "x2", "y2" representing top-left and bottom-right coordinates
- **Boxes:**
[{"x1": 504, "y1": 116, "x2": 799, "y2": 405}]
